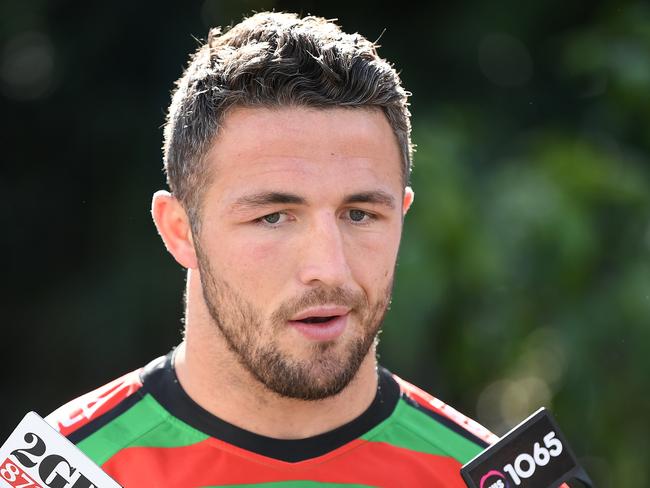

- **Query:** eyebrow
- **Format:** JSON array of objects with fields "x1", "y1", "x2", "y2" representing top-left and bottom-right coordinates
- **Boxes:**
[
  {"x1": 231, "y1": 189, "x2": 396, "y2": 211},
  {"x1": 343, "y1": 191, "x2": 396, "y2": 209},
  {"x1": 231, "y1": 191, "x2": 306, "y2": 210}
]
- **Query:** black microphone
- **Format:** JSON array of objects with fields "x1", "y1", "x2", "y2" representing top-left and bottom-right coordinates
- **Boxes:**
[{"x1": 461, "y1": 408, "x2": 594, "y2": 488}]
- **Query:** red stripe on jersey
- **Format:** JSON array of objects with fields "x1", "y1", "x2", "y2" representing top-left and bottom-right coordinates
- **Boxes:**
[
  {"x1": 102, "y1": 437, "x2": 468, "y2": 487},
  {"x1": 392, "y1": 374, "x2": 498, "y2": 446},
  {"x1": 46, "y1": 369, "x2": 143, "y2": 437}
]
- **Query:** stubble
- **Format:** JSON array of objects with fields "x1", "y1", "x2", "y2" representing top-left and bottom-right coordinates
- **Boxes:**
[{"x1": 194, "y1": 241, "x2": 393, "y2": 401}]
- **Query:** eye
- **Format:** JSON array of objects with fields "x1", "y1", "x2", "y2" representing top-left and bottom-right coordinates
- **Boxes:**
[
  {"x1": 347, "y1": 209, "x2": 372, "y2": 222},
  {"x1": 255, "y1": 212, "x2": 290, "y2": 226},
  {"x1": 262, "y1": 212, "x2": 282, "y2": 224}
]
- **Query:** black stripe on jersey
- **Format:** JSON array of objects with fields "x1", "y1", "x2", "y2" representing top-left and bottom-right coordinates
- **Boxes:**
[
  {"x1": 401, "y1": 394, "x2": 490, "y2": 449},
  {"x1": 142, "y1": 351, "x2": 401, "y2": 463},
  {"x1": 66, "y1": 391, "x2": 144, "y2": 445}
]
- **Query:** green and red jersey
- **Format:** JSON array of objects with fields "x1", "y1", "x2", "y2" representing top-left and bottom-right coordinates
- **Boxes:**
[{"x1": 46, "y1": 352, "x2": 496, "y2": 487}]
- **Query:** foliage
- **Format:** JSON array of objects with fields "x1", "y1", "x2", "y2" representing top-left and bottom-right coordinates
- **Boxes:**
[{"x1": 2, "y1": 1, "x2": 648, "y2": 486}]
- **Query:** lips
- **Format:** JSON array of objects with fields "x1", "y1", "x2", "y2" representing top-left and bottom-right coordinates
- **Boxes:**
[
  {"x1": 290, "y1": 306, "x2": 351, "y2": 322},
  {"x1": 297, "y1": 316, "x2": 338, "y2": 324},
  {"x1": 288, "y1": 306, "x2": 350, "y2": 341}
]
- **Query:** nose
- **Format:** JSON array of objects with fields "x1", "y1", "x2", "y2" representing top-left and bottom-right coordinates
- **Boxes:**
[{"x1": 297, "y1": 212, "x2": 352, "y2": 288}]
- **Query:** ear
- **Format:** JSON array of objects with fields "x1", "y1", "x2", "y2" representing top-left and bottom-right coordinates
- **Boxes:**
[
  {"x1": 151, "y1": 190, "x2": 198, "y2": 269},
  {"x1": 402, "y1": 186, "x2": 414, "y2": 216}
]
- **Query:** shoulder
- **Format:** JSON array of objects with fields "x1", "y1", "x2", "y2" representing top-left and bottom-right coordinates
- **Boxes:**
[
  {"x1": 392, "y1": 372, "x2": 498, "y2": 446},
  {"x1": 46, "y1": 367, "x2": 145, "y2": 438},
  {"x1": 375, "y1": 369, "x2": 498, "y2": 464},
  {"x1": 44, "y1": 356, "x2": 178, "y2": 465}
]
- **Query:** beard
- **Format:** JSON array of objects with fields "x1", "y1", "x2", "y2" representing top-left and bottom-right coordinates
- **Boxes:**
[{"x1": 194, "y1": 243, "x2": 393, "y2": 401}]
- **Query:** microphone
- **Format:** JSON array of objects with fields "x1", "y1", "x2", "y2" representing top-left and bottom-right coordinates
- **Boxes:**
[
  {"x1": 461, "y1": 408, "x2": 593, "y2": 488},
  {"x1": 0, "y1": 412, "x2": 121, "y2": 488}
]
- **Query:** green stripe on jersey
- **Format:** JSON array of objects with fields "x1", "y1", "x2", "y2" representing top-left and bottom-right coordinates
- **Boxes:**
[
  {"x1": 361, "y1": 397, "x2": 483, "y2": 463},
  {"x1": 77, "y1": 393, "x2": 208, "y2": 465}
]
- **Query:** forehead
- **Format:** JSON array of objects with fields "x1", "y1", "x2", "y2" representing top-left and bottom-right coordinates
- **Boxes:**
[{"x1": 203, "y1": 106, "x2": 404, "y2": 200}]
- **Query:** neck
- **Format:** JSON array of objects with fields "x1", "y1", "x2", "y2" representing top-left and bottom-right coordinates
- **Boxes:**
[{"x1": 173, "y1": 271, "x2": 379, "y2": 440}]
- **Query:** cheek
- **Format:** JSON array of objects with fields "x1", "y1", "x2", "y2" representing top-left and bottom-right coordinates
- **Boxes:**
[
  {"x1": 346, "y1": 228, "x2": 401, "y2": 284},
  {"x1": 216, "y1": 235, "x2": 294, "y2": 286}
]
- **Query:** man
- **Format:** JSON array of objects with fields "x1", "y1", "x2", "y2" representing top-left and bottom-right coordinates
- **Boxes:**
[{"x1": 47, "y1": 11, "x2": 496, "y2": 487}]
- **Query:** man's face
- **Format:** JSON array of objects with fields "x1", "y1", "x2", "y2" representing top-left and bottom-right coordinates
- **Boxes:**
[{"x1": 193, "y1": 106, "x2": 411, "y2": 400}]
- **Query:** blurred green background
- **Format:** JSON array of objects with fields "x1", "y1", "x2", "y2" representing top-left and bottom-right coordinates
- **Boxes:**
[{"x1": 2, "y1": 1, "x2": 649, "y2": 486}]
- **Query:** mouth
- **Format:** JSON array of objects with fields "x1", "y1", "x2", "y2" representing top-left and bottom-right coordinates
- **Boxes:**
[
  {"x1": 293, "y1": 315, "x2": 339, "y2": 325},
  {"x1": 288, "y1": 307, "x2": 351, "y2": 341},
  {"x1": 289, "y1": 305, "x2": 351, "y2": 322}
]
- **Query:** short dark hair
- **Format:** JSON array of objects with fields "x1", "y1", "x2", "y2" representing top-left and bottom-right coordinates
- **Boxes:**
[{"x1": 162, "y1": 11, "x2": 412, "y2": 228}]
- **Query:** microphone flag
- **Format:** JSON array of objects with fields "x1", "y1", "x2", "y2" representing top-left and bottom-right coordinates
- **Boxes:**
[
  {"x1": 0, "y1": 412, "x2": 121, "y2": 488},
  {"x1": 461, "y1": 408, "x2": 594, "y2": 488}
]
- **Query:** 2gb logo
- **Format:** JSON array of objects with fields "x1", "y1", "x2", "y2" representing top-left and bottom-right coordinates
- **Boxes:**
[{"x1": 1, "y1": 432, "x2": 97, "y2": 488}]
